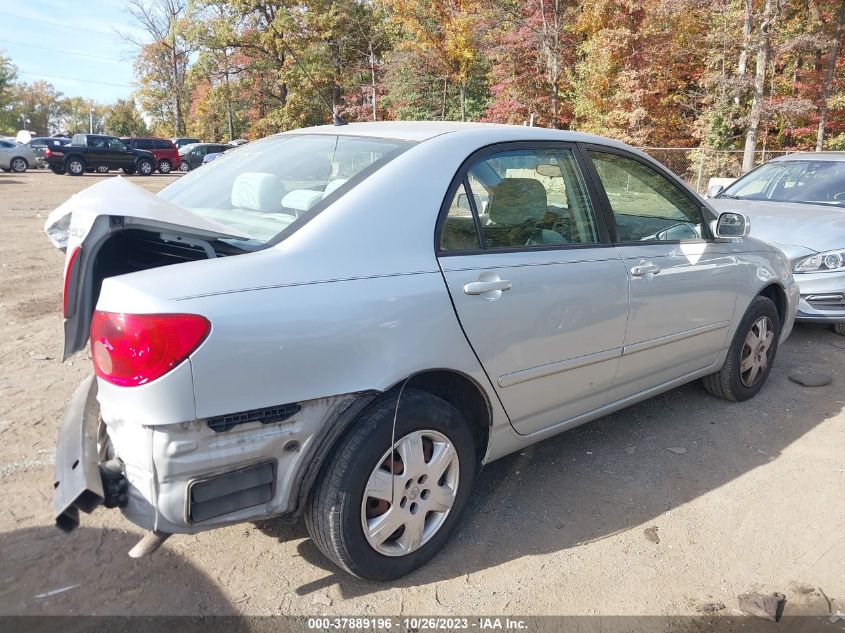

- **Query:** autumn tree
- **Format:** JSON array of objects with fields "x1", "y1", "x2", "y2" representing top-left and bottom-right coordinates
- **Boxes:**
[
  {"x1": 9, "y1": 81, "x2": 65, "y2": 135},
  {"x1": 127, "y1": 0, "x2": 191, "y2": 135},
  {"x1": 0, "y1": 52, "x2": 17, "y2": 134}
]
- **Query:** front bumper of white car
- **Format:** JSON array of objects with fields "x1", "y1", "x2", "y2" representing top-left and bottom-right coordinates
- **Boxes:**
[
  {"x1": 794, "y1": 269, "x2": 845, "y2": 324},
  {"x1": 54, "y1": 374, "x2": 369, "y2": 536}
]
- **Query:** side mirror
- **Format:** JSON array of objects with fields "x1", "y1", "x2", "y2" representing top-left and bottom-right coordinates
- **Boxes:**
[
  {"x1": 715, "y1": 211, "x2": 750, "y2": 239},
  {"x1": 457, "y1": 193, "x2": 471, "y2": 211},
  {"x1": 706, "y1": 184, "x2": 724, "y2": 199}
]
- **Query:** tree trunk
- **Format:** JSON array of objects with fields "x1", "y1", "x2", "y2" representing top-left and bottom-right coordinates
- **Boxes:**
[
  {"x1": 459, "y1": 84, "x2": 466, "y2": 121},
  {"x1": 817, "y1": 0, "x2": 845, "y2": 151},
  {"x1": 735, "y1": 0, "x2": 753, "y2": 106},
  {"x1": 370, "y1": 46, "x2": 377, "y2": 122},
  {"x1": 223, "y1": 49, "x2": 234, "y2": 141},
  {"x1": 742, "y1": 0, "x2": 778, "y2": 174},
  {"x1": 442, "y1": 76, "x2": 448, "y2": 120}
]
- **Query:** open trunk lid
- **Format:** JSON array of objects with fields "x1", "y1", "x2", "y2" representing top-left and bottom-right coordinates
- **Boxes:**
[{"x1": 44, "y1": 177, "x2": 250, "y2": 359}]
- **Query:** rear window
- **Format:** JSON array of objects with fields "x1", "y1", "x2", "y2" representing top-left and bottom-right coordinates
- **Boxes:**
[{"x1": 158, "y1": 134, "x2": 412, "y2": 247}]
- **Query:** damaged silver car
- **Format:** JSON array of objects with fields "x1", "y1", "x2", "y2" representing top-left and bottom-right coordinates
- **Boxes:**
[{"x1": 48, "y1": 122, "x2": 798, "y2": 580}]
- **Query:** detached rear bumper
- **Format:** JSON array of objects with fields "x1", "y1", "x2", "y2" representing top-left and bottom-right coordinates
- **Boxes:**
[{"x1": 53, "y1": 376, "x2": 104, "y2": 532}]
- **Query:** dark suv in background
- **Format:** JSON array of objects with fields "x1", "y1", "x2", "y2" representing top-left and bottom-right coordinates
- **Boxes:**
[
  {"x1": 45, "y1": 134, "x2": 157, "y2": 176},
  {"x1": 28, "y1": 137, "x2": 71, "y2": 168},
  {"x1": 179, "y1": 142, "x2": 231, "y2": 171},
  {"x1": 121, "y1": 137, "x2": 181, "y2": 173}
]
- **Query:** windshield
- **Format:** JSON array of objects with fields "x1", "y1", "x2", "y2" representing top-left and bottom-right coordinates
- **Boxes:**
[
  {"x1": 721, "y1": 159, "x2": 845, "y2": 206},
  {"x1": 158, "y1": 134, "x2": 413, "y2": 247}
]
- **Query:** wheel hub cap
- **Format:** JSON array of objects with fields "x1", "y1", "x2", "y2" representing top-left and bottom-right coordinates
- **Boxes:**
[
  {"x1": 361, "y1": 429, "x2": 459, "y2": 557},
  {"x1": 740, "y1": 316, "x2": 774, "y2": 388}
]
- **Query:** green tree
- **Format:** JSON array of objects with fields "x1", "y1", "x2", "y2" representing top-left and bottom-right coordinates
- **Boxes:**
[
  {"x1": 9, "y1": 81, "x2": 64, "y2": 135},
  {"x1": 59, "y1": 97, "x2": 110, "y2": 135},
  {"x1": 106, "y1": 98, "x2": 149, "y2": 136},
  {"x1": 0, "y1": 52, "x2": 18, "y2": 135}
]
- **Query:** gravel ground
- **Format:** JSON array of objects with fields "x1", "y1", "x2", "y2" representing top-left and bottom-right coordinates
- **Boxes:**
[{"x1": 0, "y1": 170, "x2": 843, "y2": 620}]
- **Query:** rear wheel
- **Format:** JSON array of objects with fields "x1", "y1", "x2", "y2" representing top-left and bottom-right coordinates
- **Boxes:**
[
  {"x1": 121, "y1": 167, "x2": 135, "y2": 175},
  {"x1": 305, "y1": 389, "x2": 476, "y2": 581},
  {"x1": 65, "y1": 157, "x2": 85, "y2": 176},
  {"x1": 158, "y1": 159, "x2": 172, "y2": 174},
  {"x1": 10, "y1": 157, "x2": 28, "y2": 173},
  {"x1": 702, "y1": 295, "x2": 781, "y2": 401},
  {"x1": 834, "y1": 323, "x2": 845, "y2": 336},
  {"x1": 137, "y1": 158, "x2": 154, "y2": 176},
  {"x1": 50, "y1": 165, "x2": 65, "y2": 175}
]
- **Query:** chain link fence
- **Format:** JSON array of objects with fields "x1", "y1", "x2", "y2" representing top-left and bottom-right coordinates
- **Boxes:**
[{"x1": 637, "y1": 148, "x2": 792, "y2": 193}]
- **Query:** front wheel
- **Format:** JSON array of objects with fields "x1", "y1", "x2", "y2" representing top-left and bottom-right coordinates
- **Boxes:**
[
  {"x1": 121, "y1": 167, "x2": 135, "y2": 175},
  {"x1": 179, "y1": 160, "x2": 190, "y2": 172},
  {"x1": 50, "y1": 166, "x2": 65, "y2": 175},
  {"x1": 158, "y1": 159, "x2": 172, "y2": 174},
  {"x1": 95, "y1": 165, "x2": 109, "y2": 174},
  {"x1": 137, "y1": 159, "x2": 154, "y2": 176},
  {"x1": 834, "y1": 322, "x2": 845, "y2": 336},
  {"x1": 702, "y1": 295, "x2": 781, "y2": 401},
  {"x1": 305, "y1": 389, "x2": 476, "y2": 581}
]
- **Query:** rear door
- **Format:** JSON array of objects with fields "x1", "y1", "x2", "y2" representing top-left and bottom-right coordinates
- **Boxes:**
[
  {"x1": 583, "y1": 147, "x2": 739, "y2": 394},
  {"x1": 437, "y1": 143, "x2": 629, "y2": 435}
]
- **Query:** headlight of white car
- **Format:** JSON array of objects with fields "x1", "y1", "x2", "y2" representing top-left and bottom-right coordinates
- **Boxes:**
[{"x1": 793, "y1": 249, "x2": 845, "y2": 273}]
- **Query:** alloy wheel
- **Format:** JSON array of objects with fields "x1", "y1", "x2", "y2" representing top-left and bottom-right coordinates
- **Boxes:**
[
  {"x1": 361, "y1": 429, "x2": 460, "y2": 557},
  {"x1": 69, "y1": 160, "x2": 84, "y2": 175},
  {"x1": 739, "y1": 316, "x2": 775, "y2": 387},
  {"x1": 11, "y1": 158, "x2": 26, "y2": 172}
]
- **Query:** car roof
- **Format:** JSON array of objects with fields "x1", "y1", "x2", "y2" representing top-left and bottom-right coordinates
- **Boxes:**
[
  {"x1": 283, "y1": 121, "x2": 632, "y2": 148},
  {"x1": 770, "y1": 151, "x2": 845, "y2": 162}
]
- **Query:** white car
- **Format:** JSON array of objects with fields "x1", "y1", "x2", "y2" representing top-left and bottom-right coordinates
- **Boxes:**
[
  {"x1": 48, "y1": 122, "x2": 798, "y2": 580},
  {"x1": 709, "y1": 152, "x2": 845, "y2": 334},
  {"x1": 0, "y1": 139, "x2": 36, "y2": 173}
]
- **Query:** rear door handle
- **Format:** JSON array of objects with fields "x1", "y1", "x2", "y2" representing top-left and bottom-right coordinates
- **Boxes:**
[
  {"x1": 463, "y1": 280, "x2": 512, "y2": 295},
  {"x1": 630, "y1": 263, "x2": 661, "y2": 277}
]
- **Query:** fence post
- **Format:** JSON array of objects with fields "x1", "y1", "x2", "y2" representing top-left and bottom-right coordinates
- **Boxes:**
[{"x1": 696, "y1": 149, "x2": 705, "y2": 193}]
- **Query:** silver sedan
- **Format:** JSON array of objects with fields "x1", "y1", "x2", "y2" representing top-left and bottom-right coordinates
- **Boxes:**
[
  {"x1": 0, "y1": 139, "x2": 36, "y2": 173},
  {"x1": 47, "y1": 122, "x2": 798, "y2": 580},
  {"x1": 710, "y1": 152, "x2": 845, "y2": 334}
]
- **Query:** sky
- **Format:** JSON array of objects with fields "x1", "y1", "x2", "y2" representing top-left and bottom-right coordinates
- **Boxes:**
[{"x1": 0, "y1": 0, "x2": 148, "y2": 103}]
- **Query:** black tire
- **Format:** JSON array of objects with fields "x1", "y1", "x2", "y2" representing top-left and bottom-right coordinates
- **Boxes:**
[
  {"x1": 702, "y1": 295, "x2": 781, "y2": 402},
  {"x1": 179, "y1": 160, "x2": 190, "y2": 172},
  {"x1": 305, "y1": 389, "x2": 476, "y2": 581},
  {"x1": 121, "y1": 167, "x2": 135, "y2": 175},
  {"x1": 158, "y1": 159, "x2": 172, "y2": 174},
  {"x1": 95, "y1": 165, "x2": 110, "y2": 174},
  {"x1": 65, "y1": 157, "x2": 85, "y2": 176},
  {"x1": 10, "y1": 157, "x2": 28, "y2": 173},
  {"x1": 834, "y1": 322, "x2": 845, "y2": 336},
  {"x1": 137, "y1": 158, "x2": 154, "y2": 176},
  {"x1": 50, "y1": 165, "x2": 65, "y2": 175}
]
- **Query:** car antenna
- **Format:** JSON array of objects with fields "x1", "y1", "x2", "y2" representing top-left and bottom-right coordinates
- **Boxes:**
[{"x1": 277, "y1": 40, "x2": 347, "y2": 126}]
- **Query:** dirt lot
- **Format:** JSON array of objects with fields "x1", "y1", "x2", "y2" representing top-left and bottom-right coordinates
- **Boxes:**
[{"x1": 0, "y1": 169, "x2": 843, "y2": 620}]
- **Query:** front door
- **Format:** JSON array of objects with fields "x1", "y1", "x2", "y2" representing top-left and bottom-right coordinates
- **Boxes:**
[
  {"x1": 437, "y1": 143, "x2": 629, "y2": 435},
  {"x1": 584, "y1": 148, "x2": 739, "y2": 395}
]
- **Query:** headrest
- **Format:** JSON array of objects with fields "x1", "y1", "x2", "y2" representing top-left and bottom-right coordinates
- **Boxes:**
[
  {"x1": 230, "y1": 172, "x2": 285, "y2": 212},
  {"x1": 322, "y1": 179, "x2": 348, "y2": 199},
  {"x1": 487, "y1": 178, "x2": 548, "y2": 226}
]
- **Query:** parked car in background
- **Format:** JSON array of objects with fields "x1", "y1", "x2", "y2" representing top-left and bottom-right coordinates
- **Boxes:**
[
  {"x1": 172, "y1": 137, "x2": 201, "y2": 149},
  {"x1": 709, "y1": 152, "x2": 845, "y2": 335},
  {"x1": 179, "y1": 142, "x2": 230, "y2": 171},
  {"x1": 121, "y1": 137, "x2": 181, "y2": 174},
  {"x1": 45, "y1": 134, "x2": 157, "y2": 177},
  {"x1": 229, "y1": 138, "x2": 249, "y2": 146},
  {"x1": 28, "y1": 137, "x2": 71, "y2": 168},
  {"x1": 0, "y1": 139, "x2": 37, "y2": 172},
  {"x1": 47, "y1": 122, "x2": 798, "y2": 581},
  {"x1": 202, "y1": 151, "x2": 224, "y2": 165}
]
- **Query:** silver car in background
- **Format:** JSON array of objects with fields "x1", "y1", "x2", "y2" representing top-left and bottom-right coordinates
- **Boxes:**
[
  {"x1": 709, "y1": 152, "x2": 845, "y2": 334},
  {"x1": 47, "y1": 122, "x2": 798, "y2": 581},
  {"x1": 0, "y1": 138, "x2": 36, "y2": 173}
]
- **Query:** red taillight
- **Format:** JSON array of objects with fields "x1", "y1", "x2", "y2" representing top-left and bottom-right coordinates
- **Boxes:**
[
  {"x1": 45, "y1": 147, "x2": 52, "y2": 157},
  {"x1": 90, "y1": 311, "x2": 211, "y2": 387},
  {"x1": 62, "y1": 246, "x2": 80, "y2": 318}
]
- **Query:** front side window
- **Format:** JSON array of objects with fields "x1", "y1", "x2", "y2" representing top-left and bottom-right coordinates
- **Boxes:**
[
  {"x1": 721, "y1": 160, "x2": 845, "y2": 206},
  {"x1": 440, "y1": 147, "x2": 599, "y2": 251},
  {"x1": 158, "y1": 134, "x2": 412, "y2": 247},
  {"x1": 588, "y1": 151, "x2": 703, "y2": 242},
  {"x1": 109, "y1": 138, "x2": 127, "y2": 150}
]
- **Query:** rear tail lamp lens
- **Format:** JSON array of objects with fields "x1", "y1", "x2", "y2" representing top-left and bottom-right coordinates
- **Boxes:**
[{"x1": 90, "y1": 311, "x2": 210, "y2": 387}]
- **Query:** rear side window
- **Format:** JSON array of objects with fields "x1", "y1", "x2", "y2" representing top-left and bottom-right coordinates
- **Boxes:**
[
  {"x1": 440, "y1": 147, "x2": 600, "y2": 251},
  {"x1": 588, "y1": 151, "x2": 703, "y2": 242},
  {"x1": 153, "y1": 139, "x2": 171, "y2": 150}
]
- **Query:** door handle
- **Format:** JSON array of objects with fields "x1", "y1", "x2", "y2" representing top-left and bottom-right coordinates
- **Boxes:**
[
  {"x1": 630, "y1": 263, "x2": 661, "y2": 277},
  {"x1": 463, "y1": 280, "x2": 512, "y2": 295}
]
